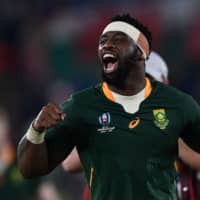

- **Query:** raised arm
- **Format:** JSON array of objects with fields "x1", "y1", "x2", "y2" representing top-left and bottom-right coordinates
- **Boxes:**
[{"x1": 17, "y1": 103, "x2": 68, "y2": 178}]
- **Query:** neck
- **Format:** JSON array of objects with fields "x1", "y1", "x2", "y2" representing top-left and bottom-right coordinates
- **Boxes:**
[{"x1": 108, "y1": 75, "x2": 146, "y2": 96}]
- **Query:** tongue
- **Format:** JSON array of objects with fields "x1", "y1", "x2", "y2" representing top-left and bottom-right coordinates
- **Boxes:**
[
  {"x1": 104, "y1": 61, "x2": 118, "y2": 73},
  {"x1": 106, "y1": 63, "x2": 115, "y2": 72},
  {"x1": 104, "y1": 63, "x2": 115, "y2": 73},
  {"x1": 108, "y1": 63, "x2": 114, "y2": 68}
]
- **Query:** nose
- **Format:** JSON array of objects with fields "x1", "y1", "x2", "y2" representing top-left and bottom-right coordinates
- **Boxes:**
[{"x1": 102, "y1": 38, "x2": 115, "y2": 49}]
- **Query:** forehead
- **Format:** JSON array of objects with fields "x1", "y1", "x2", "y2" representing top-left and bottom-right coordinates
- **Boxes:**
[
  {"x1": 99, "y1": 31, "x2": 137, "y2": 47},
  {"x1": 100, "y1": 31, "x2": 129, "y2": 38}
]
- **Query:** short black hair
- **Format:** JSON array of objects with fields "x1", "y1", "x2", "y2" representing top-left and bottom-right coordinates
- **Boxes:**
[{"x1": 110, "y1": 14, "x2": 152, "y2": 50}]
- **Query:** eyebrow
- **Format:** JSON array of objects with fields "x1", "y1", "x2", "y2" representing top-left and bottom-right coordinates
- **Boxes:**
[{"x1": 100, "y1": 31, "x2": 127, "y2": 39}]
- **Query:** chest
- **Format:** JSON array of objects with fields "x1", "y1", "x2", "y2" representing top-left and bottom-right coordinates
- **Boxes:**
[{"x1": 81, "y1": 103, "x2": 182, "y2": 158}]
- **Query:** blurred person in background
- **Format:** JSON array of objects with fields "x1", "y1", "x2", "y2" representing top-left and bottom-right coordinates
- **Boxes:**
[
  {"x1": 36, "y1": 181, "x2": 62, "y2": 200},
  {"x1": 62, "y1": 51, "x2": 200, "y2": 200},
  {"x1": 0, "y1": 108, "x2": 40, "y2": 200},
  {"x1": 0, "y1": 108, "x2": 15, "y2": 181},
  {"x1": 17, "y1": 14, "x2": 200, "y2": 200}
]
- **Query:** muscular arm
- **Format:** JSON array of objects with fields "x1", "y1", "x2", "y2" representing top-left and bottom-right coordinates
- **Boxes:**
[
  {"x1": 17, "y1": 103, "x2": 72, "y2": 178},
  {"x1": 18, "y1": 137, "x2": 49, "y2": 178},
  {"x1": 62, "y1": 147, "x2": 84, "y2": 173},
  {"x1": 178, "y1": 138, "x2": 200, "y2": 170}
]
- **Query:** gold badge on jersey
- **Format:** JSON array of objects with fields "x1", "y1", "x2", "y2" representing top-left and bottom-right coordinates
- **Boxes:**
[
  {"x1": 153, "y1": 109, "x2": 169, "y2": 130},
  {"x1": 128, "y1": 117, "x2": 140, "y2": 129}
]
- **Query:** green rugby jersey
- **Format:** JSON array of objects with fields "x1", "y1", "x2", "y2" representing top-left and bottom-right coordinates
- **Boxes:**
[{"x1": 45, "y1": 80, "x2": 200, "y2": 200}]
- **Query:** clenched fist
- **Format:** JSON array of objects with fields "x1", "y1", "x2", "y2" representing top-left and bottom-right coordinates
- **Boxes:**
[{"x1": 32, "y1": 103, "x2": 66, "y2": 133}]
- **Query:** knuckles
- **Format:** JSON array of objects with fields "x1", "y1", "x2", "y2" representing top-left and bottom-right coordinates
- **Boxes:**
[{"x1": 35, "y1": 103, "x2": 62, "y2": 129}]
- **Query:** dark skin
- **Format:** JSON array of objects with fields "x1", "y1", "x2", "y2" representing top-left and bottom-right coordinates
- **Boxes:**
[
  {"x1": 98, "y1": 31, "x2": 146, "y2": 95},
  {"x1": 17, "y1": 30, "x2": 147, "y2": 178},
  {"x1": 17, "y1": 103, "x2": 66, "y2": 178}
]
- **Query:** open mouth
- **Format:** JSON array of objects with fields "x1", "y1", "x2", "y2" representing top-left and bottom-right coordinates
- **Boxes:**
[{"x1": 102, "y1": 53, "x2": 119, "y2": 73}]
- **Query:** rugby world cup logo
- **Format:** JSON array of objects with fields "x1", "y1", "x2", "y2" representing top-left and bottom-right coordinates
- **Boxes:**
[
  {"x1": 99, "y1": 112, "x2": 111, "y2": 127},
  {"x1": 98, "y1": 112, "x2": 115, "y2": 133}
]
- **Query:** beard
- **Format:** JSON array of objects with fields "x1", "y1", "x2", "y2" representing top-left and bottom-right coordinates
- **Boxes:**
[
  {"x1": 101, "y1": 60, "x2": 132, "y2": 89},
  {"x1": 100, "y1": 47, "x2": 143, "y2": 89}
]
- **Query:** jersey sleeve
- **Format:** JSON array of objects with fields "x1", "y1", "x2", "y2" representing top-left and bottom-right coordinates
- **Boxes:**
[
  {"x1": 44, "y1": 95, "x2": 80, "y2": 158},
  {"x1": 181, "y1": 96, "x2": 200, "y2": 152}
]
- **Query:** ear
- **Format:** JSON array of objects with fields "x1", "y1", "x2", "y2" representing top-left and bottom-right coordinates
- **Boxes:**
[{"x1": 133, "y1": 47, "x2": 145, "y2": 61}]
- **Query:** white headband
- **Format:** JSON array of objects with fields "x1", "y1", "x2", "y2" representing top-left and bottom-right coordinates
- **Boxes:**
[{"x1": 102, "y1": 21, "x2": 150, "y2": 59}]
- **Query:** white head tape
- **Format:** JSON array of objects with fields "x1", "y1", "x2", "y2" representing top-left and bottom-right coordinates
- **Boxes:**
[{"x1": 102, "y1": 21, "x2": 150, "y2": 59}]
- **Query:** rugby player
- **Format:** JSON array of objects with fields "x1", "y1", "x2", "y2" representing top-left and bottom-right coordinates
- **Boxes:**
[{"x1": 18, "y1": 14, "x2": 200, "y2": 200}]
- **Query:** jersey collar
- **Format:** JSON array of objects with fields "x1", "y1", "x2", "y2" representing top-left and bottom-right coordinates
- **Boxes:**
[{"x1": 102, "y1": 77, "x2": 152, "y2": 102}]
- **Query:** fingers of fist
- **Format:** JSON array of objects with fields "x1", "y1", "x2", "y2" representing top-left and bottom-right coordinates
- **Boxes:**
[{"x1": 33, "y1": 103, "x2": 66, "y2": 132}]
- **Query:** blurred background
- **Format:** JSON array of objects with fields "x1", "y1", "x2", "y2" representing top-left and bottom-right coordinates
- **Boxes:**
[{"x1": 0, "y1": 0, "x2": 200, "y2": 199}]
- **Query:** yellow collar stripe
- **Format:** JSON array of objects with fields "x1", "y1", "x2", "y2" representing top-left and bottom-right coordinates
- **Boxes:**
[
  {"x1": 102, "y1": 82, "x2": 115, "y2": 102},
  {"x1": 144, "y1": 77, "x2": 152, "y2": 98},
  {"x1": 102, "y1": 77, "x2": 152, "y2": 102}
]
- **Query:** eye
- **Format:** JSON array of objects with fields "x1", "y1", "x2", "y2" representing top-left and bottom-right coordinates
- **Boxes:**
[{"x1": 99, "y1": 37, "x2": 107, "y2": 45}]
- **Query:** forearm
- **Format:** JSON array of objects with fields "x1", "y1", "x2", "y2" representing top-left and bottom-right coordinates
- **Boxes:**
[
  {"x1": 179, "y1": 150, "x2": 200, "y2": 170},
  {"x1": 17, "y1": 135, "x2": 49, "y2": 178},
  {"x1": 179, "y1": 138, "x2": 200, "y2": 170},
  {"x1": 17, "y1": 103, "x2": 75, "y2": 178},
  {"x1": 62, "y1": 147, "x2": 84, "y2": 173}
]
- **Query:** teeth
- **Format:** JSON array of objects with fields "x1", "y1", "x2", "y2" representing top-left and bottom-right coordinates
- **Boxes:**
[{"x1": 103, "y1": 54, "x2": 115, "y2": 59}]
